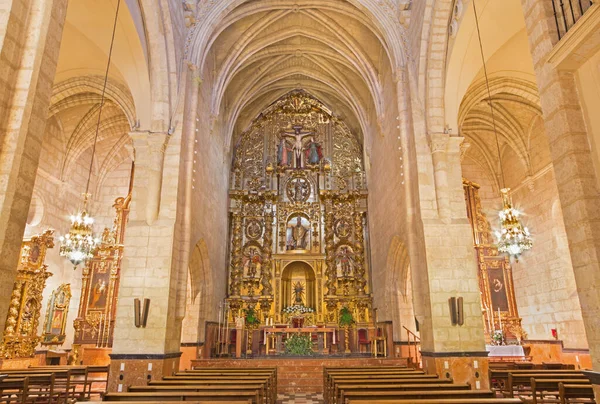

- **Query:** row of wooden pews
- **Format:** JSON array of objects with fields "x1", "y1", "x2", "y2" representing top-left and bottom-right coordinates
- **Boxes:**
[
  {"x1": 100, "y1": 367, "x2": 277, "y2": 404},
  {"x1": 490, "y1": 367, "x2": 595, "y2": 403},
  {"x1": 0, "y1": 364, "x2": 109, "y2": 403},
  {"x1": 324, "y1": 365, "x2": 522, "y2": 404}
]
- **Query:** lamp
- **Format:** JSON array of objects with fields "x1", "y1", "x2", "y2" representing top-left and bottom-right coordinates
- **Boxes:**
[
  {"x1": 59, "y1": 0, "x2": 122, "y2": 269},
  {"x1": 472, "y1": 0, "x2": 533, "y2": 261}
]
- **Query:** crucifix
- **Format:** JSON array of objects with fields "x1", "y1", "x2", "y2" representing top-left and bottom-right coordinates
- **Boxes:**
[{"x1": 282, "y1": 125, "x2": 313, "y2": 168}]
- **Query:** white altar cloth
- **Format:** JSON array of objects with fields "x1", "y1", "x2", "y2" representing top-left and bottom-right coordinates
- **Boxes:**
[{"x1": 486, "y1": 345, "x2": 525, "y2": 357}]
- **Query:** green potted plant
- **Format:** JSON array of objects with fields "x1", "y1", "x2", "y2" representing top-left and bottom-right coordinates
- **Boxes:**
[
  {"x1": 284, "y1": 334, "x2": 313, "y2": 356},
  {"x1": 243, "y1": 307, "x2": 261, "y2": 354},
  {"x1": 339, "y1": 307, "x2": 354, "y2": 354}
]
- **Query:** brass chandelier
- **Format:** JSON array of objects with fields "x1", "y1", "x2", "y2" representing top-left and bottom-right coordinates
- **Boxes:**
[
  {"x1": 59, "y1": 0, "x2": 122, "y2": 268},
  {"x1": 472, "y1": 0, "x2": 533, "y2": 261}
]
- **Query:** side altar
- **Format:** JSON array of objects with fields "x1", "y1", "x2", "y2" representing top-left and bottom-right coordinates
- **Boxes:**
[{"x1": 222, "y1": 92, "x2": 376, "y2": 356}]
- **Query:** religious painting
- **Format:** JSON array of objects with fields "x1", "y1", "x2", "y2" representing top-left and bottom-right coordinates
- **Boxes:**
[
  {"x1": 334, "y1": 218, "x2": 352, "y2": 240},
  {"x1": 286, "y1": 215, "x2": 310, "y2": 251},
  {"x1": 245, "y1": 219, "x2": 263, "y2": 240},
  {"x1": 488, "y1": 266, "x2": 509, "y2": 311},
  {"x1": 242, "y1": 245, "x2": 262, "y2": 278},
  {"x1": 286, "y1": 177, "x2": 311, "y2": 203},
  {"x1": 88, "y1": 270, "x2": 109, "y2": 310},
  {"x1": 335, "y1": 245, "x2": 356, "y2": 277},
  {"x1": 42, "y1": 284, "x2": 71, "y2": 345}
]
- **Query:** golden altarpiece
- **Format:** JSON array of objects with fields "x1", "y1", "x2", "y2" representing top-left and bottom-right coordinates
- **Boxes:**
[
  {"x1": 226, "y1": 91, "x2": 374, "y2": 333},
  {"x1": 70, "y1": 195, "x2": 131, "y2": 364},
  {"x1": 463, "y1": 180, "x2": 525, "y2": 343},
  {"x1": 0, "y1": 230, "x2": 55, "y2": 359}
]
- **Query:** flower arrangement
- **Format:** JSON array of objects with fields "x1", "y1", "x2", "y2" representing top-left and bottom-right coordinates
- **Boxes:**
[
  {"x1": 284, "y1": 334, "x2": 313, "y2": 356},
  {"x1": 282, "y1": 305, "x2": 314, "y2": 314},
  {"x1": 243, "y1": 307, "x2": 261, "y2": 326},
  {"x1": 492, "y1": 330, "x2": 504, "y2": 345},
  {"x1": 338, "y1": 306, "x2": 354, "y2": 327}
]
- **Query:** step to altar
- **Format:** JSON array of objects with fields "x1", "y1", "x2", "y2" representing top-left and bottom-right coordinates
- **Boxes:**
[{"x1": 190, "y1": 357, "x2": 410, "y2": 394}]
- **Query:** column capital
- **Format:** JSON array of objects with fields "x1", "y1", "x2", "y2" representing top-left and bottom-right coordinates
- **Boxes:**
[
  {"x1": 129, "y1": 131, "x2": 169, "y2": 153},
  {"x1": 429, "y1": 133, "x2": 450, "y2": 154}
]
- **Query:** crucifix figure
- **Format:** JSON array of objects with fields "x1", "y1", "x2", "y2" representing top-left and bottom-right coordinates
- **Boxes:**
[{"x1": 282, "y1": 125, "x2": 313, "y2": 168}]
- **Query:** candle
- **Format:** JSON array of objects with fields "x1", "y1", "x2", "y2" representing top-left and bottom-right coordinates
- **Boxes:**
[
  {"x1": 498, "y1": 307, "x2": 502, "y2": 330},
  {"x1": 264, "y1": 328, "x2": 267, "y2": 345},
  {"x1": 333, "y1": 329, "x2": 336, "y2": 344}
]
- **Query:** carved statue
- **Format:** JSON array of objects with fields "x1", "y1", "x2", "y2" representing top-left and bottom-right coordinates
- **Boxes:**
[
  {"x1": 288, "y1": 217, "x2": 309, "y2": 250},
  {"x1": 304, "y1": 137, "x2": 323, "y2": 165},
  {"x1": 277, "y1": 138, "x2": 292, "y2": 167},
  {"x1": 336, "y1": 246, "x2": 355, "y2": 277}
]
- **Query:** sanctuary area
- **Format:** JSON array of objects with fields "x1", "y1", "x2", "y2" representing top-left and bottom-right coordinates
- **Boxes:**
[{"x1": 0, "y1": 0, "x2": 600, "y2": 403}]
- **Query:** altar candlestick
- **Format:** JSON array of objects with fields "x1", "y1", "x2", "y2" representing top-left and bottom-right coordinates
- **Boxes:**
[
  {"x1": 333, "y1": 329, "x2": 336, "y2": 344},
  {"x1": 498, "y1": 307, "x2": 502, "y2": 330},
  {"x1": 264, "y1": 328, "x2": 267, "y2": 345}
]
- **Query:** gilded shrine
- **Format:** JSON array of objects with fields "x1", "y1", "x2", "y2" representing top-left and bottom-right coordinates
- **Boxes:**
[{"x1": 226, "y1": 92, "x2": 374, "y2": 350}]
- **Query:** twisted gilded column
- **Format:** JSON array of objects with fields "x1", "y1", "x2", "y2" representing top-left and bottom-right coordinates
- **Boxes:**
[
  {"x1": 229, "y1": 214, "x2": 243, "y2": 297},
  {"x1": 324, "y1": 196, "x2": 337, "y2": 296},
  {"x1": 260, "y1": 211, "x2": 274, "y2": 296},
  {"x1": 353, "y1": 211, "x2": 367, "y2": 295}
]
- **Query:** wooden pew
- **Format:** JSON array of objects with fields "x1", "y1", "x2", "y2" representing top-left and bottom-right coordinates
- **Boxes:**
[
  {"x1": 29, "y1": 364, "x2": 109, "y2": 399},
  {"x1": 88, "y1": 401, "x2": 250, "y2": 404},
  {"x1": 490, "y1": 369, "x2": 583, "y2": 393},
  {"x1": 324, "y1": 368, "x2": 423, "y2": 400},
  {"x1": 0, "y1": 372, "x2": 58, "y2": 403},
  {"x1": 128, "y1": 384, "x2": 266, "y2": 404},
  {"x1": 559, "y1": 383, "x2": 595, "y2": 404},
  {"x1": 0, "y1": 377, "x2": 29, "y2": 404},
  {"x1": 324, "y1": 372, "x2": 433, "y2": 402},
  {"x1": 529, "y1": 378, "x2": 593, "y2": 404},
  {"x1": 341, "y1": 389, "x2": 498, "y2": 403},
  {"x1": 347, "y1": 399, "x2": 524, "y2": 404},
  {"x1": 337, "y1": 383, "x2": 472, "y2": 404},
  {"x1": 504, "y1": 373, "x2": 588, "y2": 398},
  {"x1": 103, "y1": 390, "x2": 259, "y2": 402},
  {"x1": 166, "y1": 374, "x2": 275, "y2": 403},
  {"x1": 326, "y1": 376, "x2": 446, "y2": 403}
]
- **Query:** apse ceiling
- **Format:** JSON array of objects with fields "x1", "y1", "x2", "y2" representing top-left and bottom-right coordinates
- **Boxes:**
[{"x1": 191, "y1": 1, "x2": 406, "y2": 145}]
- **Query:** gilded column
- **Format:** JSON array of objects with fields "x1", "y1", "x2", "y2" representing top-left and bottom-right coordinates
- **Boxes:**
[
  {"x1": 353, "y1": 211, "x2": 367, "y2": 295},
  {"x1": 229, "y1": 213, "x2": 243, "y2": 297},
  {"x1": 261, "y1": 210, "x2": 274, "y2": 297},
  {"x1": 324, "y1": 196, "x2": 337, "y2": 296}
]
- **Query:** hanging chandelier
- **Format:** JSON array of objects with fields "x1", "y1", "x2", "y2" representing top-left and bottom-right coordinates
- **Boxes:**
[
  {"x1": 59, "y1": 0, "x2": 122, "y2": 269},
  {"x1": 472, "y1": 0, "x2": 533, "y2": 260}
]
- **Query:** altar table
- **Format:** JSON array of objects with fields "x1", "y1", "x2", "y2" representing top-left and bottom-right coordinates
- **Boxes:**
[
  {"x1": 262, "y1": 327, "x2": 336, "y2": 354},
  {"x1": 486, "y1": 344, "x2": 525, "y2": 357}
]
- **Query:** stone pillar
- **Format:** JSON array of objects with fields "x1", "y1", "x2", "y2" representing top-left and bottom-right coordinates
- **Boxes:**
[
  {"x1": 109, "y1": 131, "x2": 183, "y2": 392},
  {"x1": 397, "y1": 67, "x2": 487, "y2": 389},
  {"x1": 521, "y1": 0, "x2": 600, "y2": 376},
  {"x1": 0, "y1": 0, "x2": 67, "y2": 334}
]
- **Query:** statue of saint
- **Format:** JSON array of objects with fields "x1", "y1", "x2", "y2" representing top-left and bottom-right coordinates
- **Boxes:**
[
  {"x1": 277, "y1": 138, "x2": 292, "y2": 166},
  {"x1": 304, "y1": 137, "x2": 323, "y2": 165},
  {"x1": 336, "y1": 246, "x2": 355, "y2": 277},
  {"x1": 288, "y1": 217, "x2": 309, "y2": 250}
]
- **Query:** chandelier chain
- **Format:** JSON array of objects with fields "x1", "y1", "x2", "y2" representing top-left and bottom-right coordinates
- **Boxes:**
[
  {"x1": 472, "y1": 0, "x2": 506, "y2": 191},
  {"x1": 85, "y1": 0, "x2": 122, "y2": 197}
]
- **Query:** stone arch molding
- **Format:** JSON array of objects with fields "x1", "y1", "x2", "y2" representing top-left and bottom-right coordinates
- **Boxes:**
[
  {"x1": 188, "y1": 239, "x2": 212, "y2": 305},
  {"x1": 385, "y1": 235, "x2": 413, "y2": 340}
]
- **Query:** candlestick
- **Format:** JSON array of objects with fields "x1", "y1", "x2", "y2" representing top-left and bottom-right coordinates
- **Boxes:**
[
  {"x1": 333, "y1": 329, "x2": 336, "y2": 344},
  {"x1": 498, "y1": 307, "x2": 502, "y2": 329}
]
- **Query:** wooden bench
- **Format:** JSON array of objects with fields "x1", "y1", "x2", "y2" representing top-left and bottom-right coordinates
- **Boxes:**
[
  {"x1": 529, "y1": 378, "x2": 593, "y2": 404},
  {"x1": 0, "y1": 377, "x2": 29, "y2": 404},
  {"x1": 326, "y1": 376, "x2": 446, "y2": 403},
  {"x1": 128, "y1": 384, "x2": 266, "y2": 404},
  {"x1": 30, "y1": 364, "x2": 109, "y2": 399},
  {"x1": 504, "y1": 373, "x2": 588, "y2": 398},
  {"x1": 559, "y1": 383, "x2": 595, "y2": 404},
  {"x1": 341, "y1": 389, "x2": 498, "y2": 403},
  {"x1": 103, "y1": 391, "x2": 259, "y2": 402},
  {"x1": 347, "y1": 399, "x2": 524, "y2": 404},
  {"x1": 166, "y1": 374, "x2": 275, "y2": 403},
  {"x1": 491, "y1": 369, "x2": 583, "y2": 393},
  {"x1": 324, "y1": 372, "x2": 434, "y2": 402},
  {"x1": 89, "y1": 401, "x2": 250, "y2": 404},
  {"x1": 337, "y1": 383, "x2": 472, "y2": 404}
]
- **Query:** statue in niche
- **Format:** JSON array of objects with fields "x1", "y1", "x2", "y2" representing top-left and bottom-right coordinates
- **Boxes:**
[
  {"x1": 293, "y1": 281, "x2": 306, "y2": 305},
  {"x1": 286, "y1": 177, "x2": 310, "y2": 203},
  {"x1": 336, "y1": 245, "x2": 356, "y2": 277},
  {"x1": 287, "y1": 216, "x2": 309, "y2": 250},
  {"x1": 243, "y1": 246, "x2": 262, "y2": 278},
  {"x1": 277, "y1": 137, "x2": 293, "y2": 167},
  {"x1": 281, "y1": 125, "x2": 314, "y2": 168},
  {"x1": 304, "y1": 137, "x2": 323, "y2": 165}
]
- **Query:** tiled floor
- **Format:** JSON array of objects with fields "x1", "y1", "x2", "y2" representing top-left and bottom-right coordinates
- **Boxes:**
[{"x1": 277, "y1": 393, "x2": 324, "y2": 403}]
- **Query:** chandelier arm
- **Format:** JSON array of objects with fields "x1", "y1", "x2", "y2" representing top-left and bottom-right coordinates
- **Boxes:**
[
  {"x1": 84, "y1": 0, "x2": 123, "y2": 198},
  {"x1": 472, "y1": 0, "x2": 506, "y2": 191}
]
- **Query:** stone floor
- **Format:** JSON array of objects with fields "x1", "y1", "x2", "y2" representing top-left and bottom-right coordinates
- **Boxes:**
[{"x1": 277, "y1": 393, "x2": 324, "y2": 403}]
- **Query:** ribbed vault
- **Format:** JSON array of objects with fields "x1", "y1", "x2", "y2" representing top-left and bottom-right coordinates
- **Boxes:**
[{"x1": 192, "y1": 0, "x2": 404, "y2": 148}]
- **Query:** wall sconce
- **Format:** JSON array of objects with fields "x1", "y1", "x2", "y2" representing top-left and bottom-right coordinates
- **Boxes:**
[
  {"x1": 134, "y1": 298, "x2": 150, "y2": 328},
  {"x1": 448, "y1": 297, "x2": 464, "y2": 326}
]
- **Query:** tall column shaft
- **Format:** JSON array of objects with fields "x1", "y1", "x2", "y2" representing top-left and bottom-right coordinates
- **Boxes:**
[{"x1": 0, "y1": 0, "x2": 67, "y2": 334}]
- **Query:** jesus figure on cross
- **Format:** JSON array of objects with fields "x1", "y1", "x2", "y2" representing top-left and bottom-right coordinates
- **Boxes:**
[{"x1": 282, "y1": 125, "x2": 313, "y2": 168}]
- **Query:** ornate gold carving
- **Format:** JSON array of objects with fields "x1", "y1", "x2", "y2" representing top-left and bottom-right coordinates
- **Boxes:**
[
  {"x1": 41, "y1": 284, "x2": 71, "y2": 345},
  {"x1": 230, "y1": 214, "x2": 243, "y2": 296},
  {"x1": 0, "y1": 230, "x2": 54, "y2": 359},
  {"x1": 261, "y1": 212, "x2": 274, "y2": 297}
]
